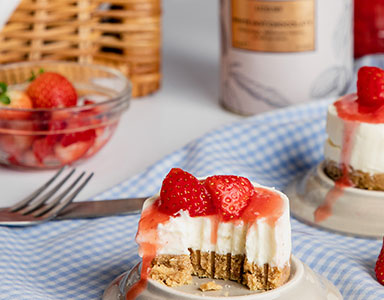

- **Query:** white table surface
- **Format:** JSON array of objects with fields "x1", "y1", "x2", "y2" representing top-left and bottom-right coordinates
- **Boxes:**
[{"x1": 0, "y1": 0, "x2": 244, "y2": 207}]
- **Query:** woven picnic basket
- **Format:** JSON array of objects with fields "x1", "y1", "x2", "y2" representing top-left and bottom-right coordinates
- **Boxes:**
[{"x1": 0, "y1": 0, "x2": 161, "y2": 97}]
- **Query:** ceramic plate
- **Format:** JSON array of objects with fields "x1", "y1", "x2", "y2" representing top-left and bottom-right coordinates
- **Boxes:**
[
  {"x1": 102, "y1": 255, "x2": 342, "y2": 300},
  {"x1": 285, "y1": 162, "x2": 384, "y2": 239}
]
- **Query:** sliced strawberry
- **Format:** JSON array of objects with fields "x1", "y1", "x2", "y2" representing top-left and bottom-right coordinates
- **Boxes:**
[
  {"x1": 7, "y1": 155, "x2": 20, "y2": 166},
  {"x1": 357, "y1": 66, "x2": 384, "y2": 106},
  {"x1": 158, "y1": 168, "x2": 215, "y2": 217},
  {"x1": 54, "y1": 140, "x2": 93, "y2": 164},
  {"x1": 33, "y1": 112, "x2": 97, "y2": 165},
  {"x1": 375, "y1": 237, "x2": 384, "y2": 285},
  {"x1": 0, "y1": 86, "x2": 33, "y2": 120},
  {"x1": 84, "y1": 99, "x2": 95, "y2": 105},
  {"x1": 84, "y1": 125, "x2": 111, "y2": 159},
  {"x1": 17, "y1": 149, "x2": 41, "y2": 168},
  {"x1": 0, "y1": 134, "x2": 34, "y2": 155},
  {"x1": 60, "y1": 129, "x2": 96, "y2": 147},
  {"x1": 32, "y1": 137, "x2": 56, "y2": 163},
  {"x1": 27, "y1": 72, "x2": 77, "y2": 108},
  {"x1": 204, "y1": 175, "x2": 254, "y2": 221}
]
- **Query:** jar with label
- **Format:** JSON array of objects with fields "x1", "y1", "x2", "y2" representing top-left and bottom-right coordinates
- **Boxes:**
[{"x1": 220, "y1": 0, "x2": 354, "y2": 115}]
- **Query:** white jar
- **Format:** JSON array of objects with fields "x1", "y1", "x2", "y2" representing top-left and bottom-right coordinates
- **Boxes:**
[{"x1": 220, "y1": 0, "x2": 353, "y2": 115}]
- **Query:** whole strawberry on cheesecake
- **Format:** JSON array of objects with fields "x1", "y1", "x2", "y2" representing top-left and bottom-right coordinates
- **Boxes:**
[
  {"x1": 324, "y1": 66, "x2": 384, "y2": 190},
  {"x1": 132, "y1": 168, "x2": 291, "y2": 296}
]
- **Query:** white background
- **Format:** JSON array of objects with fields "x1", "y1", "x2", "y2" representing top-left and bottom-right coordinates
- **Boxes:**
[{"x1": 0, "y1": 0, "x2": 244, "y2": 207}]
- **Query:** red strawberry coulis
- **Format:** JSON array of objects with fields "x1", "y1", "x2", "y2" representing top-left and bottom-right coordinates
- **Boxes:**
[
  {"x1": 315, "y1": 114, "x2": 358, "y2": 222},
  {"x1": 126, "y1": 169, "x2": 284, "y2": 299},
  {"x1": 334, "y1": 93, "x2": 384, "y2": 124},
  {"x1": 126, "y1": 204, "x2": 171, "y2": 300},
  {"x1": 315, "y1": 66, "x2": 384, "y2": 222},
  {"x1": 242, "y1": 187, "x2": 284, "y2": 226}
]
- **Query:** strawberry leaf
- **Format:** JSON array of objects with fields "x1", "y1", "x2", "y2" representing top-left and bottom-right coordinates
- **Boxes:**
[
  {"x1": 0, "y1": 82, "x2": 7, "y2": 94},
  {"x1": 0, "y1": 82, "x2": 10, "y2": 105},
  {"x1": 29, "y1": 68, "x2": 45, "y2": 82},
  {"x1": 0, "y1": 94, "x2": 10, "y2": 105}
]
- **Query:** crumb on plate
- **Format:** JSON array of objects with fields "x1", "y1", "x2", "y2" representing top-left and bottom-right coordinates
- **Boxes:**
[{"x1": 199, "y1": 281, "x2": 223, "y2": 292}]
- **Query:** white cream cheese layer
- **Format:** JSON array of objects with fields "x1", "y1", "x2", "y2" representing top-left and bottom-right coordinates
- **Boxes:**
[
  {"x1": 324, "y1": 104, "x2": 384, "y2": 174},
  {"x1": 245, "y1": 207, "x2": 291, "y2": 268},
  {"x1": 138, "y1": 184, "x2": 291, "y2": 268}
]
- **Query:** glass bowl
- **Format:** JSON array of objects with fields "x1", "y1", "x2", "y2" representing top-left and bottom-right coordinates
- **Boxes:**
[{"x1": 0, "y1": 61, "x2": 131, "y2": 169}]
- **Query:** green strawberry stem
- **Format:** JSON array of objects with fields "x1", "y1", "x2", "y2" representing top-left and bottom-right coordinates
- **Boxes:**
[
  {"x1": 0, "y1": 82, "x2": 10, "y2": 105},
  {"x1": 29, "y1": 68, "x2": 45, "y2": 82}
]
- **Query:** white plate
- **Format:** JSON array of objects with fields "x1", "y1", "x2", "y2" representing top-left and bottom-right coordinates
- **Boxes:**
[
  {"x1": 102, "y1": 255, "x2": 342, "y2": 300},
  {"x1": 285, "y1": 162, "x2": 384, "y2": 239}
]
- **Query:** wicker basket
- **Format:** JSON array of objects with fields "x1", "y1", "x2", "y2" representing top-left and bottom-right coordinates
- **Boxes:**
[{"x1": 0, "y1": 0, "x2": 161, "y2": 98}]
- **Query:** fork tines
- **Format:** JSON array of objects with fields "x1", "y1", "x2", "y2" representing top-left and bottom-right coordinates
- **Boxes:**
[{"x1": 10, "y1": 167, "x2": 94, "y2": 219}]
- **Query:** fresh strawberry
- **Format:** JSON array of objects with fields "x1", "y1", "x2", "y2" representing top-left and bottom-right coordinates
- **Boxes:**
[
  {"x1": 375, "y1": 237, "x2": 384, "y2": 285},
  {"x1": 158, "y1": 168, "x2": 215, "y2": 217},
  {"x1": 60, "y1": 129, "x2": 96, "y2": 147},
  {"x1": 204, "y1": 175, "x2": 254, "y2": 221},
  {"x1": 84, "y1": 125, "x2": 111, "y2": 159},
  {"x1": 15, "y1": 149, "x2": 40, "y2": 167},
  {"x1": 32, "y1": 136, "x2": 56, "y2": 163},
  {"x1": 27, "y1": 72, "x2": 77, "y2": 108},
  {"x1": 7, "y1": 154, "x2": 21, "y2": 166},
  {"x1": 0, "y1": 83, "x2": 33, "y2": 120},
  {"x1": 357, "y1": 66, "x2": 384, "y2": 106},
  {"x1": 54, "y1": 140, "x2": 93, "y2": 164},
  {"x1": 0, "y1": 134, "x2": 34, "y2": 156},
  {"x1": 84, "y1": 99, "x2": 95, "y2": 105}
]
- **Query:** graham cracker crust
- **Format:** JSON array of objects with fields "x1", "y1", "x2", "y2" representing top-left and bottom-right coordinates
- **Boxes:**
[
  {"x1": 149, "y1": 254, "x2": 193, "y2": 286},
  {"x1": 149, "y1": 250, "x2": 290, "y2": 291},
  {"x1": 324, "y1": 160, "x2": 384, "y2": 191},
  {"x1": 243, "y1": 259, "x2": 290, "y2": 290}
]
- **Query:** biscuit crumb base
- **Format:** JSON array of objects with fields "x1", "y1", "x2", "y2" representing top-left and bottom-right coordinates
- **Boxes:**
[
  {"x1": 149, "y1": 250, "x2": 290, "y2": 290},
  {"x1": 324, "y1": 160, "x2": 384, "y2": 191}
]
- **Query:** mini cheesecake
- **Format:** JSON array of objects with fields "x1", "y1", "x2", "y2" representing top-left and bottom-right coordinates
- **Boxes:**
[
  {"x1": 324, "y1": 66, "x2": 384, "y2": 190},
  {"x1": 132, "y1": 168, "x2": 291, "y2": 296}
]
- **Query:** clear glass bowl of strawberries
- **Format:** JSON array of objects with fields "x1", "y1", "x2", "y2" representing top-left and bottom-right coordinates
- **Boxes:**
[{"x1": 0, "y1": 61, "x2": 131, "y2": 169}]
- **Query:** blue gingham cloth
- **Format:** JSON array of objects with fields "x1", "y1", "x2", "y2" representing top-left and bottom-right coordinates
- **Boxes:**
[{"x1": 2, "y1": 57, "x2": 384, "y2": 300}]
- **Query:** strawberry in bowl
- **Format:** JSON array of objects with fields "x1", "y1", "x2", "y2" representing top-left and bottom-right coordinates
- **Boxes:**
[
  {"x1": 0, "y1": 82, "x2": 33, "y2": 119},
  {"x1": 0, "y1": 61, "x2": 130, "y2": 169},
  {"x1": 27, "y1": 71, "x2": 78, "y2": 108}
]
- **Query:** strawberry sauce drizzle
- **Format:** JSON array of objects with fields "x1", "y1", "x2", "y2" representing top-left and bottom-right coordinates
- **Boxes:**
[
  {"x1": 315, "y1": 95, "x2": 366, "y2": 222},
  {"x1": 334, "y1": 93, "x2": 384, "y2": 123},
  {"x1": 315, "y1": 122, "x2": 358, "y2": 223},
  {"x1": 126, "y1": 201, "x2": 170, "y2": 300},
  {"x1": 242, "y1": 187, "x2": 284, "y2": 226}
]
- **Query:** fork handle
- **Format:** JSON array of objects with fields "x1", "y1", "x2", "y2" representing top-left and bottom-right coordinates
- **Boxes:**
[{"x1": 56, "y1": 198, "x2": 147, "y2": 220}]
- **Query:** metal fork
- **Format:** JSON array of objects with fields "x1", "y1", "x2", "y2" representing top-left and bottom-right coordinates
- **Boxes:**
[{"x1": 0, "y1": 167, "x2": 94, "y2": 226}]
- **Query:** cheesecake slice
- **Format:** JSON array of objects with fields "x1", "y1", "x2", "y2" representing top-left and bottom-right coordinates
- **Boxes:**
[{"x1": 135, "y1": 168, "x2": 291, "y2": 291}]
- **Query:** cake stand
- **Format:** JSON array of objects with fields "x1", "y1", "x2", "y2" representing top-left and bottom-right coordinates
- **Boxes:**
[
  {"x1": 284, "y1": 162, "x2": 384, "y2": 239},
  {"x1": 102, "y1": 256, "x2": 342, "y2": 300}
]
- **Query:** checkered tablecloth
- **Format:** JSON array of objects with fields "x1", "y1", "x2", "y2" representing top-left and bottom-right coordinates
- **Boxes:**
[{"x1": 2, "y1": 57, "x2": 384, "y2": 300}]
